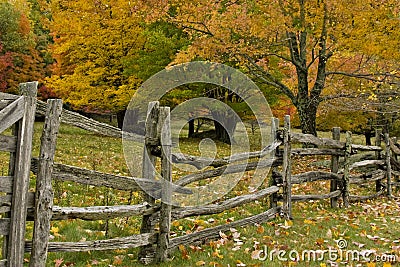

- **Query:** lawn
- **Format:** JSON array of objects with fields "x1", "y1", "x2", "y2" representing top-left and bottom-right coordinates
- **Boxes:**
[{"x1": 1, "y1": 122, "x2": 398, "y2": 267}]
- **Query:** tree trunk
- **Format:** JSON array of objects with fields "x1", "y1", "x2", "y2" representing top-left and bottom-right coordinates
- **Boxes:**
[
  {"x1": 214, "y1": 121, "x2": 230, "y2": 144},
  {"x1": 297, "y1": 100, "x2": 318, "y2": 136},
  {"x1": 211, "y1": 111, "x2": 237, "y2": 144},
  {"x1": 188, "y1": 119, "x2": 195, "y2": 138},
  {"x1": 116, "y1": 110, "x2": 125, "y2": 129},
  {"x1": 365, "y1": 130, "x2": 372, "y2": 146}
]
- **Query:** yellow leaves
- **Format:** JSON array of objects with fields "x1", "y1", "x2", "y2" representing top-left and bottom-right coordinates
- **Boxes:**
[
  {"x1": 303, "y1": 219, "x2": 315, "y2": 225},
  {"x1": 212, "y1": 249, "x2": 224, "y2": 259},
  {"x1": 196, "y1": 260, "x2": 206, "y2": 266},
  {"x1": 50, "y1": 226, "x2": 61, "y2": 237},
  {"x1": 366, "y1": 262, "x2": 376, "y2": 267},
  {"x1": 285, "y1": 220, "x2": 293, "y2": 227}
]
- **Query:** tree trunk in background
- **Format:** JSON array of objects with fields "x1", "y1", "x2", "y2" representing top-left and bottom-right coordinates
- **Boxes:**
[
  {"x1": 297, "y1": 101, "x2": 318, "y2": 136},
  {"x1": 117, "y1": 110, "x2": 126, "y2": 129},
  {"x1": 211, "y1": 110, "x2": 237, "y2": 144},
  {"x1": 188, "y1": 118, "x2": 195, "y2": 138},
  {"x1": 365, "y1": 130, "x2": 372, "y2": 146}
]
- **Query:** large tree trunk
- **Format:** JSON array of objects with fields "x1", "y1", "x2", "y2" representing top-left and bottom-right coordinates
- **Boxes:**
[
  {"x1": 296, "y1": 100, "x2": 318, "y2": 136},
  {"x1": 211, "y1": 111, "x2": 237, "y2": 144}
]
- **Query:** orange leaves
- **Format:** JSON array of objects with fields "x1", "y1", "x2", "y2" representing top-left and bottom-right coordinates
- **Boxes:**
[{"x1": 179, "y1": 244, "x2": 191, "y2": 260}]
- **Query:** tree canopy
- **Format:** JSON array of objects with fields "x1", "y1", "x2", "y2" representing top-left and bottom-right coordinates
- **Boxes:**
[
  {"x1": 1, "y1": 0, "x2": 400, "y2": 136},
  {"x1": 0, "y1": 1, "x2": 44, "y2": 93},
  {"x1": 45, "y1": 1, "x2": 189, "y2": 114},
  {"x1": 142, "y1": 0, "x2": 400, "y2": 135}
]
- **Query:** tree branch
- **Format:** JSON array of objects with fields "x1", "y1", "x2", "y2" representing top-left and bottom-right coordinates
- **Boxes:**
[
  {"x1": 326, "y1": 71, "x2": 400, "y2": 84},
  {"x1": 243, "y1": 56, "x2": 297, "y2": 104}
]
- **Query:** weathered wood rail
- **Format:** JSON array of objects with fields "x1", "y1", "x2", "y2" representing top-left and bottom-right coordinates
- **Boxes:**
[
  {"x1": 22, "y1": 100, "x2": 286, "y2": 266},
  {"x1": 0, "y1": 83, "x2": 37, "y2": 267},
  {"x1": 1, "y1": 86, "x2": 398, "y2": 266}
]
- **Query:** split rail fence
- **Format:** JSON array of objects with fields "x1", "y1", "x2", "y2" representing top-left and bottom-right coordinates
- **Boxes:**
[{"x1": 0, "y1": 83, "x2": 398, "y2": 266}]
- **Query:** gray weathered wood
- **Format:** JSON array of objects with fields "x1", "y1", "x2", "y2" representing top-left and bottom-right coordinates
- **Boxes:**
[
  {"x1": 385, "y1": 133, "x2": 392, "y2": 198},
  {"x1": 391, "y1": 170, "x2": 400, "y2": 176},
  {"x1": 330, "y1": 127, "x2": 340, "y2": 208},
  {"x1": 2, "y1": 106, "x2": 19, "y2": 258},
  {"x1": 0, "y1": 96, "x2": 25, "y2": 134},
  {"x1": 7, "y1": 81, "x2": 37, "y2": 267},
  {"x1": 291, "y1": 171, "x2": 341, "y2": 184},
  {"x1": 0, "y1": 176, "x2": 13, "y2": 193},
  {"x1": 171, "y1": 141, "x2": 281, "y2": 169},
  {"x1": 51, "y1": 203, "x2": 157, "y2": 220},
  {"x1": 155, "y1": 107, "x2": 172, "y2": 263},
  {"x1": 351, "y1": 144, "x2": 382, "y2": 152},
  {"x1": 389, "y1": 138, "x2": 400, "y2": 156},
  {"x1": 30, "y1": 159, "x2": 191, "y2": 196},
  {"x1": 36, "y1": 100, "x2": 123, "y2": 138},
  {"x1": 168, "y1": 206, "x2": 281, "y2": 250},
  {"x1": 292, "y1": 190, "x2": 341, "y2": 202},
  {"x1": 349, "y1": 190, "x2": 385, "y2": 202},
  {"x1": 0, "y1": 99, "x2": 15, "y2": 110},
  {"x1": 0, "y1": 135, "x2": 17, "y2": 152},
  {"x1": 375, "y1": 129, "x2": 383, "y2": 192},
  {"x1": 348, "y1": 160, "x2": 385, "y2": 171},
  {"x1": 30, "y1": 99, "x2": 63, "y2": 267},
  {"x1": 0, "y1": 92, "x2": 19, "y2": 100},
  {"x1": 342, "y1": 131, "x2": 352, "y2": 208},
  {"x1": 175, "y1": 158, "x2": 281, "y2": 187},
  {"x1": 290, "y1": 132, "x2": 343, "y2": 148},
  {"x1": 139, "y1": 102, "x2": 159, "y2": 263},
  {"x1": 0, "y1": 219, "x2": 10, "y2": 235},
  {"x1": 25, "y1": 233, "x2": 158, "y2": 253},
  {"x1": 0, "y1": 193, "x2": 35, "y2": 210},
  {"x1": 0, "y1": 260, "x2": 6, "y2": 267},
  {"x1": 291, "y1": 148, "x2": 344, "y2": 156},
  {"x1": 172, "y1": 186, "x2": 280, "y2": 220},
  {"x1": 282, "y1": 115, "x2": 292, "y2": 219},
  {"x1": 349, "y1": 170, "x2": 386, "y2": 184},
  {"x1": 270, "y1": 117, "x2": 279, "y2": 209}
]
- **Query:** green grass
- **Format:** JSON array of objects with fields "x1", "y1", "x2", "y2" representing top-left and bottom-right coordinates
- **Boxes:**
[{"x1": 0, "y1": 123, "x2": 398, "y2": 266}]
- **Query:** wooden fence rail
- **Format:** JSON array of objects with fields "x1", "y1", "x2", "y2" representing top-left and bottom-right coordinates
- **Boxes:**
[
  {"x1": 0, "y1": 83, "x2": 37, "y2": 267},
  {"x1": 1, "y1": 90, "x2": 399, "y2": 266}
]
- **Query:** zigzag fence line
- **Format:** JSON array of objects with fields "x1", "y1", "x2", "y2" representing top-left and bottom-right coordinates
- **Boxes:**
[{"x1": 0, "y1": 85, "x2": 398, "y2": 266}]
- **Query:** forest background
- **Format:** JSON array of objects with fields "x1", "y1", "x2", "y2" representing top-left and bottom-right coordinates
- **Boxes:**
[{"x1": 1, "y1": 0, "x2": 400, "y2": 140}]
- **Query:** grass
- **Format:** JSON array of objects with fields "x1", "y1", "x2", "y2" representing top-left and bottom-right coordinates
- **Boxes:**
[{"x1": 0, "y1": 122, "x2": 398, "y2": 266}]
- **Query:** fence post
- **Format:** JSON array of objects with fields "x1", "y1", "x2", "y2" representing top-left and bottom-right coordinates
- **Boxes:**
[
  {"x1": 269, "y1": 117, "x2": 279, "y2": 209},
  {"x1": 139, "y1": 101, "x2": 159, "y2": 263},
  {"x1": 385, "y1": 133, "x2": 392, "y2": 198},
  {"x1": 375, "y1": 129, "x2": 383, "y2": 192},
  {"x1": 7, "y1": 82, "x2": 37, "y2": 267},
  {"x1": 342, "y1": 131, "x2": 352, "y2": 208},
  {"x1": 330, "y1": 127, "x2": 340, "y2": 208},
  {"x1": 282, "y1": 115, "x2": 292, "y2": 219},
  {"x1": 30, "y1": 99, "x2": 63, "y2": 267},
  {"x1": 155, "y1": 107, "x2": 172, "y2": 262}
]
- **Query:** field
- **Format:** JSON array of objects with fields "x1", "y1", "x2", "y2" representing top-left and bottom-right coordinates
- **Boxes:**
[{"x1": 1, "y1": 122, "x2": 399, "y2": 267}]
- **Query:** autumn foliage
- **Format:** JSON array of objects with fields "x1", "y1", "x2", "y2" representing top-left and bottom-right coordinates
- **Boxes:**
[{"x1": 1, "y1": 0, "x2": 400, "y2": 134}]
